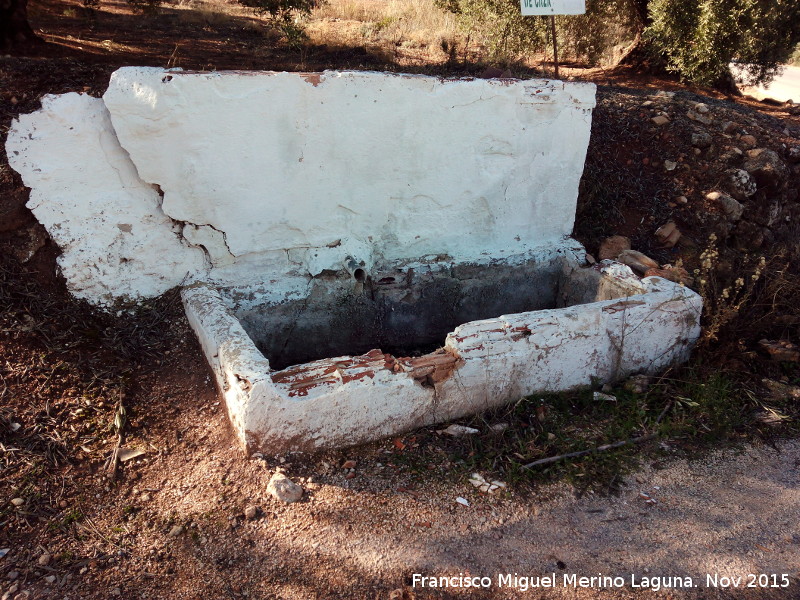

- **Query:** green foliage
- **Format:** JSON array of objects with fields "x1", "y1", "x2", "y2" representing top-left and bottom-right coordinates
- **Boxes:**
[
  {"x1": 645, "y1": 0, "x2": 800, "y2": 86},
  {"x1": 126, "y1": 0, "x2": 162, "y2": 16},
  {"x1": 435, "y1": 0, "x2": 640, "y2": 67},
  {"x1": 237, "y1": 0, "x2": 316, "y2": 47},
  {"x1": 556, "y1": 0, "x2": 640, "y2": 66},
  {"x1": 435, "y1": 0, "x2": 548, "y2": 65}
]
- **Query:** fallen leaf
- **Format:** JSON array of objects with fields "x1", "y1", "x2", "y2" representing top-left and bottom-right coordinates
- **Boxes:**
[
  {"x1": 440, "y1": 424, "x2": 480, "y2": 437},
  {"x1": 118, "y1": 448, "x2": 146, "y2": 462}
]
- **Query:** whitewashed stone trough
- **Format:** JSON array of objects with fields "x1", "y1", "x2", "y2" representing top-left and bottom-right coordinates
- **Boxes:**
[{"x1": 6, "y1": 68, "x2": 702, "y2": 454}]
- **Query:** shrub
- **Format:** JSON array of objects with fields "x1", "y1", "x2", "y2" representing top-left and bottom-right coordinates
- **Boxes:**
[
  {"x1": 435, "y1": 0, "x2": 547, "y2": 66},
  {"x1": 238, "y1": 0, "x2": 317, "y2": 46},
  {"x1": 645, "y1": 0, "x2": 800, "y2": 87}
]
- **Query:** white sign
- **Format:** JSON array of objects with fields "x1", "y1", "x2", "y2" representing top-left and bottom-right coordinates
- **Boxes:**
[{"x1": 520, "y1": 0, "x2": 585, "y2": 15}]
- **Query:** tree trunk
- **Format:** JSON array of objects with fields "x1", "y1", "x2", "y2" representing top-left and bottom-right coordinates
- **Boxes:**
[
  {"x1": 615, "y1": 0, "x2": 652, "y2": 67},
  {"x1": 1, "y1": 0, "x2": 41, "y2": 50}
]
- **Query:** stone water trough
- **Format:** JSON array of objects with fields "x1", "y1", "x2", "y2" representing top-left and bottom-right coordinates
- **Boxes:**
[{"x1": 7, "y1": 68, "x2": 702, "y2": 454}]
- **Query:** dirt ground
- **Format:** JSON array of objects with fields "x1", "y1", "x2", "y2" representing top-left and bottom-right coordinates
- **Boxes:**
[{"x1": 2, "y1": 0, "x2": 800, "y2": 598}]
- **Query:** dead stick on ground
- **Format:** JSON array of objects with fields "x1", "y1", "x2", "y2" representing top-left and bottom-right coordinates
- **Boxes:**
[
  {"x1": 655, "y1": 399, "x2": 674, "y2": 425},
  {"x1": 107, "y1": 433, "x2": 122, "y2": 480},
  {"x1": 521, "y1": 433, "x2": 658, "y2": 470},
  {"x1": 106, "y1": 391, "x2": 126, "y2": 480}
]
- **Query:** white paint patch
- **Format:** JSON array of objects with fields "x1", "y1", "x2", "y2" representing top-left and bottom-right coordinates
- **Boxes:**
[{"x1": 5, "y1": 93, "x2": 205, "y2": 305}]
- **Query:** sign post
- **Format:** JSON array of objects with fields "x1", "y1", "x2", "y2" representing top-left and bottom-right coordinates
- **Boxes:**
[{"x1": 519, "y1": 0, "x2": 585, "y2": 79}]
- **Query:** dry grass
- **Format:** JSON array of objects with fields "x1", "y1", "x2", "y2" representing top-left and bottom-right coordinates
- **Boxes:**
[
  {"x1": 166, "y1": 0, "x2": 465, "y2": 64},
  {"x1": 172, "y1": 0, "x2": 267, "y2": 31},
  {"x1": 308, "y1": 0, "x2": 462, "y2": 63}
]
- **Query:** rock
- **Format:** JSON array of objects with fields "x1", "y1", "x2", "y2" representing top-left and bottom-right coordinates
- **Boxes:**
[
  {"x1": 469, "y1": 473, "x2": 507, "y2": 494},
  {"x1": 762, "y1": 378, "x2": 800, "y2": 401},
  {"x1": 719, "y1": 147, "x2": 743, "y2": 165},
  {"x1": 651, "y1": 115, "x2": 670, "y2": 126},
  {"x1": 593, "y1": 391, "x2": 617, "y2": 402},
  {"x1": 267, "y1": 472, "x2": 303, "y2": 503},
  {"x1": 721, "y1": 121, "x2": 738, "y2": 134},
  {"x1": 733, "y1": 220, "x2": 765, "y2": 250},
  {"x1": 244, "y1": 505, "x2": 259, "y2": 520},
  {"x1": 624, "y1": 374, "x2": 651, "y2": 394},
  {"x1": 739, "y1": 134, "x2": 757, "y2": 149},
  {"x1": 7, "y1": 572, "x2": 19, "y2": 581},
  {"x1": 654, "y1": 222, "x2": 681, "y2": 248},
  {"x1": 687, "y1": 110, "x2": 712, "y2": 125},
  {"x1": 168, "y1": 525, "x2": 184, "y2": 537},
  {"x1": 706, "y1": 191, "x2": 744, "y2": 221},
  {"x1": 110, "y1": 588, "x2": 121, "y2": 596},
  {"x1": 44, "y1": 576, "x2": 56, "y2": 585},
  {"x1": 341, "y1": 460, "x2": 357, "y2": 469},
  {"x1": 616, "y1": 250, "x2": 659, "y2": 275},
  {"x1": 10, "y1": 498, "x2": 24, "y2": 507},
  {"x1": 691, "y1": 130, "x2": 712, "y2": 148},
  {"x1": 9, "y1": 225, "x2": 47, "y2": 264},
  {"x1": 664, "y1": 160, "x2": 677, "y2": 171},
  {"x1": 676, "y1": 195, "x2": 688, "y2": 205},
  {"x1": 759, "y1": 340, "x2": 800, "y2": 362},
  {"x1": 2, "y1": 585, "x2": 19, "y2": 600},
  {"x1": 455, "y1": 497, "x2": 470, "y2": 507},
  {"x1": 787, "y1": 146, "x2": 800, "y2": 163},
  {"x1": 743, "y1": 149, "x2": 788, "y2": 189},
  {"x1": 598, "y1": 235, "x2": 630, "y2": 260},
  {"x1": 724, "y1": 168, "x2": 757, "y2": 200},
  {"x1": 694, "y1": 102, "x2": 709, "y2": 114},
  {"x1": 37, "y1": 553, "x2": 51, "y2": 566},
  {"x1": 489, "y1": 422, "x2": 509, "y2": 433}
]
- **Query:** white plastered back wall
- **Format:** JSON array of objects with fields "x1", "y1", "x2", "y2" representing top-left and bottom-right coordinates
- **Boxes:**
[
  {"x1": 102, "y1": 69, "x2": 596, "y2": 266},
  {"x1": 7, "y1": 69, "x2": 596, "y2": 305}
]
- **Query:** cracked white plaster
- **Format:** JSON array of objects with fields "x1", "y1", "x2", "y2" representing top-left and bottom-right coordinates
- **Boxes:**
[
  {"x1": 5, "y1": 93, "x2": 206, "y2": 305},
  {"x1": 182, "y1": 224, "x2": 236, "y2": 267}
]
